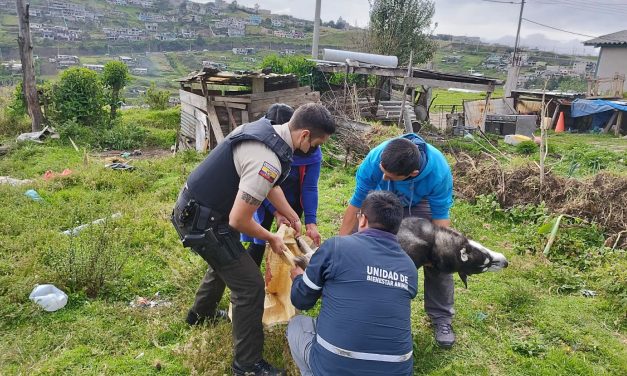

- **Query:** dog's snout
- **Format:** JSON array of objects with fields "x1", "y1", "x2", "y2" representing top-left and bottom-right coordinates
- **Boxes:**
[{"x1": 503, "y1": 260, "x2": 509, "y2": 268}]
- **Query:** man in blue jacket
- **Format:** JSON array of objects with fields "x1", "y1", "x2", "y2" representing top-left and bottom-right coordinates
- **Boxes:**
[
  {"x1": 338, "y1": 134, "x2": 456, "y2": 348},
  {"x1": 288, "y1": 191, "x2": 418, "y2": 376}
]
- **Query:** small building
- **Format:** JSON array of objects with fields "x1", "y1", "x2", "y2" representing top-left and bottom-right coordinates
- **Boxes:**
[
  {"x1": 176, "y1": 67, "x2": 320, "y2": 152},
  {"x1": 232, "y1": 47, "x2": 255, "y2": 55},
  {"x1": 84, "y1": 64, "x2": 104, "y2": 72},
  {"x1": 131, "y1": 67, "x2": 148, "y2": 75},
  {"x1": 584, "y1": 30, "x2": 627, "y2": 91}
]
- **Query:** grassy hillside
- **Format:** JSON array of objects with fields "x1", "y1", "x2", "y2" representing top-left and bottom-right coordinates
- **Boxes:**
[{"x1": 0, "y1": 107, "x2": 625, "y2": 374}]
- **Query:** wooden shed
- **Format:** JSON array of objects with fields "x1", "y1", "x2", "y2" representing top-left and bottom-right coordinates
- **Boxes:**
[{"x1": 177, "y1": 67, "x2": 320, "y2": 152}]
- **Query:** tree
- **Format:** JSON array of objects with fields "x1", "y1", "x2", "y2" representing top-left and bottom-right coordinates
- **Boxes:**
[
  {"x1": 144, "y1": 82, "x2": 170, "y2": 110},
  {"x1": 52, "y1": 67, "x2": 105, "y2": 125},
  {"x1": 229, "y1": 0, "x2": 238, "y2": 11},
  {"x1": 102, "y1": 61, "x2": 130, "y2": 120},
  {"x1": 367, "y1": 0, "x2": 437, "y2": 65},
  {"x1": 16, "y1": 0, "x2": 44, "y2": 131}
]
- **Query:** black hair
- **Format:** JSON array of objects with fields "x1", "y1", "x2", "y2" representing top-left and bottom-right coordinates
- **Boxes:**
[
  {"x1": 361, "y1": 191, "x2": 403, "y2": 234},
  {"x1": 380, "y1": 138, "x2": 420, "y2": 176},
  {"x1": 289, "y1": 103, "x2": 336, "y2": 138},
  {"x1": 265, "y1": 103, "x2": 294, "y2": 125}
]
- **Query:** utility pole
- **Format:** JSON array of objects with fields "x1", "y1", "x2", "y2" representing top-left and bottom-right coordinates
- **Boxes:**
[
  {"x1": 505, "y1": 0, "x2": 525, "y2": 101},
  {"x1": 311, "y1": 0, "x2": 321, "y2": 59},
  {"x1": 512, "y1": 0, "x2": 525, "y2": 65},
  {"x1": 16, "y1": 0, "x2": 44, "y2": 132}
]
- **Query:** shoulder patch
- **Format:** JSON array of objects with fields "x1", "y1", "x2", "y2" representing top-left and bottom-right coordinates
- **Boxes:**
[{"x1": 258, "y1": 161, "x2": 280, "y2": 183}]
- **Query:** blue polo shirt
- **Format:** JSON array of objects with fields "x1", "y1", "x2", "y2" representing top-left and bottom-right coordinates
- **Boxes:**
[{"x1": 291, "y1": 228, "x2": 418, "y2": 375}]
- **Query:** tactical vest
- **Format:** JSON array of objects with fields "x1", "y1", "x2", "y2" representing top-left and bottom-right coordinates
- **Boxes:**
[{"x1": 185, "y1": 118, "x2": 293, "y2": 221}]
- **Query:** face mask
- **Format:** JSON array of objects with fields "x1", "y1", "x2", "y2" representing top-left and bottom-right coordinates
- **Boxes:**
[{"x1": 294, "y1": 146, "x2": 318, "y2": 157}]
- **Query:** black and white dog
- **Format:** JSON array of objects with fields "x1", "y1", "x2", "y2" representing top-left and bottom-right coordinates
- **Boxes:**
[{"x1": 397, "y1": 218, "x2": 508, "y2": 287}]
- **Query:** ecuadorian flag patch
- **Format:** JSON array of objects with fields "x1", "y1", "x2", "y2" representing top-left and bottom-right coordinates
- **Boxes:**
[{"x1": 258, "y1": 161, "x2": 279, "y2": 183}]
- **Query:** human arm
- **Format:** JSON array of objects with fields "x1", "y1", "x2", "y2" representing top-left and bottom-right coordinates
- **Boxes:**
[
  {"x1": 338, "y1": 204, "x2": 360, "y2": 236},
  {"x1": 339, "y1": 150, "x2": 383, "y2": 235},
  {"x1": 432, "y1": 219, "x2": 450, "y2": 228},
  {"x1": 229, "y1": 190, "x2": 288, "y2": 255},
  {"x1": 266, "y1": 186, "x2": 302, "y2": 234},
  {"x1": 301, "y1": 162, "x2": 322, "y2": 245}
]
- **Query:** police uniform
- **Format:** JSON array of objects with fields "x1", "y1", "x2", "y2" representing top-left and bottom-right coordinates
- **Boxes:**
[{"x1": 171, "y1": 118, "x2": 293, "y2": 367}]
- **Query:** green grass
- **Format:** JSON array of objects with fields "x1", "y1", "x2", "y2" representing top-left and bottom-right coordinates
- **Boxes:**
[{"x1": 0, "y1": 124, "x2": 625, "y2": 374}]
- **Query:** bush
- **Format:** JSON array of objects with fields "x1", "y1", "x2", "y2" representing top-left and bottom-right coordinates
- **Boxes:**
[
  {"x1": 100, "y1": 122, "x2": 147, "y2": 150},
  {"x1": 51, "y1": 67, "x2": 106, "y2": 126},
  {"x1": 516, "y1": 140, "x2": 539, "y2": 155},
  {"x1": 144, "y1": 82, "x2": 170, "y2": 110},
  {"x1": 0, "y1": 85, "x2": 30, "y2": 136},
  {"x1": 42, "y1": 218, "x2": 132, "y2": 298}
]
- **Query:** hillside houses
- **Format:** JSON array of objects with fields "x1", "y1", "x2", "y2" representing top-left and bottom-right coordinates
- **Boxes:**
[
  {"x1": 103, "y1": 27, "x2": 147, "y2": 41},
  {"x1": 107, "y1": 0, "x2": 155, "y2": 8},
  {"x1": 30, "y1": 2, "x2": 104, "y2": 22}
]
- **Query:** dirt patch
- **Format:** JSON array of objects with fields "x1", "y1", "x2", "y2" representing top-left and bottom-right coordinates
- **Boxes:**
[{"x1": 453, "y1": 154, "x2": 627, "y2": 235}]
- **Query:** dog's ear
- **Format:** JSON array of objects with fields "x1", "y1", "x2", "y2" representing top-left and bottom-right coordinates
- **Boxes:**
[
  {"x1": 458, "y1": 272, "x2": 468, "y2": 289},
  {"x1": 460, "y1": 247, "x2": 468, "y2": 262}
]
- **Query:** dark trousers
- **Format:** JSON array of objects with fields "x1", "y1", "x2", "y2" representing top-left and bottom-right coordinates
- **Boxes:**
[
  {"x1": 173, "y1": 188, "x2": 265, "y2": 367},
  {"x1": 192, "y1": 256, "x2": 265, "y2": 366}
]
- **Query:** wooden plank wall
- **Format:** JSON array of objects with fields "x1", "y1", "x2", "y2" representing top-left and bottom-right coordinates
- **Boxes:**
[{"x1": 178, "y1": 86, "x2": 321, "y2": 152}]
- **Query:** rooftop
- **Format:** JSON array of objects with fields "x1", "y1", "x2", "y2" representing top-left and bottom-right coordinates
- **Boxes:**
[{"x1": 584, "y1": 30, "x2": 627, "y2": 47}]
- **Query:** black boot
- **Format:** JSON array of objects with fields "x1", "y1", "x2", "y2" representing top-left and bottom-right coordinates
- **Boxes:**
[
  {"x1": 186, "y1": 309, "x2": 229, "y2": 326},
  {"x1": 232, "y1": 359, "x2": 286, "y2": 376}
]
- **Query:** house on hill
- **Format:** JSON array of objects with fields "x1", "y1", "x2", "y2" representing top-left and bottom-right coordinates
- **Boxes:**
[{"x1": 584, "y1": 30, "x2": 627, "y2": 91}]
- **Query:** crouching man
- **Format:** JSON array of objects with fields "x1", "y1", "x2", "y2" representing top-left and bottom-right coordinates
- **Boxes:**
[{"x1": 287, "y1": 191, "x2": 418, "y2": 376}]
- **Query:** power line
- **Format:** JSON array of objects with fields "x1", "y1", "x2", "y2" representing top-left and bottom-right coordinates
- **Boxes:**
[
  {"x1": 522, "y1": 18, "x2": 620, "y2": 42},
  {"x1": 481, "y1": 0, "x2": 522, "y2": 4},
  {"x1": 530, "y1": 0, "x2": 627, "y2": 16}
]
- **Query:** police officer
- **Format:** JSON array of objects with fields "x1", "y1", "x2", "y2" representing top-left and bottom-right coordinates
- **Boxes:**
[{"x1": 172, "y1": 103, "x2": 336, "y2": 376}]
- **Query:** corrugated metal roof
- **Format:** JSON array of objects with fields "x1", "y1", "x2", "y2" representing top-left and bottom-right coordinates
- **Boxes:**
[{"x1": 584, "y1": 30, "x2": 627, "y2": 46}]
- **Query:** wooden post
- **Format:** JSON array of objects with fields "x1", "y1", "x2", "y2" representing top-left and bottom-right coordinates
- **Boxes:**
[
  {"x1": 398, "y1": 51, "x2": 414, "y2": 131},
  {"x1": 252, "y1": 77, "x2": 264, "y2": 94},
  {"x1": 615, "y1": 111, "x2": 623, "y2": 137},
  {"x1": 16, "y1": 0, "x2": 44, "y2": 132},
  {"x1": 479, "y1": 91, "x2": 493, "y2": 132}
]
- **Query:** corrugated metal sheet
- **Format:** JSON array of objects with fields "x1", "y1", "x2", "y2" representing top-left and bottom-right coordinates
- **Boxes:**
[{"x1": 464, "y1": 98, "x2": 515, "y2": 128}]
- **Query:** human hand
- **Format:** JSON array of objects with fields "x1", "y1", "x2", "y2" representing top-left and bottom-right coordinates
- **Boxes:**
[
  {"x1": 305, "y1": 223, "x2": 321, "y2": 247},
  {"x1": 290, "y1": 266, "x2": 304, "y2": 280},
  {"x1": 267, "y1": 234, "x2": 289, "y2": 255},
  {"x1": 275, "y1": 212, "x2": 291, "y2": 226}
]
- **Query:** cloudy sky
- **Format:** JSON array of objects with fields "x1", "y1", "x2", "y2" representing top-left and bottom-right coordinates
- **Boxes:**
[{"x1": 197, "y1": 0, "x2": 627, "y2": 54}]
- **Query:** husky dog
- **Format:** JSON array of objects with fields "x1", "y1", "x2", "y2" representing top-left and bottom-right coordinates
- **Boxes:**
[{"x1": 397, "y1": 218, "x2": 508, "y2": 287}]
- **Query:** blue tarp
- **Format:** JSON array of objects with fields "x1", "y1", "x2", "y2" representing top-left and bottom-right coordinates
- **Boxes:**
[{"x1": 571, "y1": 99, "x2": 627, "y2": 117}]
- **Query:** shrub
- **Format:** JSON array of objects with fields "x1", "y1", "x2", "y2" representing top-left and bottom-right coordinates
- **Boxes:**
[
  {"x1": 516, "y1": 140, "x2": 539, "y2": 155},
  {"x1": 99, "y1": 122, "x2": 147, "y2": 150},
  {"x1": 51, "y1": 67, "x2": 106, "y2": 126},
  {"x1": 144, "y1": 82, "x2": 170, "y2": 110},
  {"x1": 42, "y1": 217, "x2": 132, "y2": 298}
]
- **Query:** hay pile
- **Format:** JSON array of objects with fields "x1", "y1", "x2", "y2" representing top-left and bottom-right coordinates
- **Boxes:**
[{"x1": 453, "y1": 154, "x2": 627, "y2": 235}]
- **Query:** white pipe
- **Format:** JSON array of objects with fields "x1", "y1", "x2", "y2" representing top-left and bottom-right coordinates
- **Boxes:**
[{"x1": 323, "y1": 49, "x2": 398, "y2": 68}]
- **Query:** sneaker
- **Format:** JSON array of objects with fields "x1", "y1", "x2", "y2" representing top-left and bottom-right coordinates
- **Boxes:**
[
  {"x1": 433, "y1": 323, "x2": 455, "y2": 348},
  {"x1": 232, "y1": 359, "x2": 286, "y2": 376},
  {"x1": 186, "y1": 309, "x2": 229, "y2": 326}
]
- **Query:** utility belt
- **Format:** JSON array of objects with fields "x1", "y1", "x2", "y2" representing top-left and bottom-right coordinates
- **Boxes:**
[{"x1": 171, "y1": 187, "x2": 244, "y2": 267}]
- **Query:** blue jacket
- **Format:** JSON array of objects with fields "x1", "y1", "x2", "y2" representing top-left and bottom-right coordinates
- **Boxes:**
[
  {"x1": 291, "y1": 228, "x2": 418, "y2": 376},
  {"x1": 349, "y1": 134, "x2": 453, "y2": 220}
]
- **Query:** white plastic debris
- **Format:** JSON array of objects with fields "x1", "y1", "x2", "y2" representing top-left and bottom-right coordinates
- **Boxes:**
[
  {"x1": 62, "y1": 212, "x2": 122, "y2": 236},
  {"x1": 504, "y1": 134, "x2": 532, "y2": 146},
  {"x1": 16, "y1": 126, "x2": 60, "y2": 143},
  {"x1": 29, "y1": 284, "x2": 68, "y2": 312}
]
